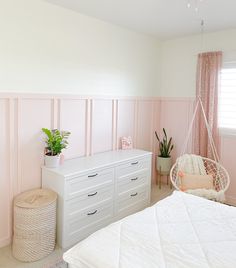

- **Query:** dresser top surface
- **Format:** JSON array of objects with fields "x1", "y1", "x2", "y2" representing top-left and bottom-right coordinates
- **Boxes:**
[{"x1": 42, "y1": 149, "x2": 152, "y2": 177}]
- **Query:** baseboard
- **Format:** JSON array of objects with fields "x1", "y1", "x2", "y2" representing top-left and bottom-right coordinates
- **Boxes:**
[
  {"x1": 0, "y1": 237, "x2": 11, "y2": 248},
  {"x1": 225, "y1": 195, "x2": 236, "y2": 206}
]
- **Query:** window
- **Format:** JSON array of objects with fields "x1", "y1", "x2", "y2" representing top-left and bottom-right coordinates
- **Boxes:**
[{"x1": 219, "y1": 65, "x2": 236, "y2": 133}]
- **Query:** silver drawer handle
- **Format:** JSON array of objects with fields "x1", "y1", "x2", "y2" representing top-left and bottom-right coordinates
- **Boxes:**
[
  {"x1": 130, "y1": 192, "x2": 138, "y2": 197},
  {"x1": 87, "y1": 210, "x2": 97, "y2": 216},
  {"x1": 131, "y1": 177, "x2": 138, "y2": 181},
  {"x1": 88, "y1": 173, "x2": 98, "y2": 178},
  {"x1": 131, "y1": 161, "x2": 139, "y2": 165},
  {"x1": 88, "y1": 191, "x2": 98, "y2": 197}
]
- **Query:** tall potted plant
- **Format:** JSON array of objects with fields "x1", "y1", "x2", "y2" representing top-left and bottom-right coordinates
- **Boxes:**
[
  {"x1": 42, "y1": 128, "x2": 70, "y2": 168},
  {"x1": 155, "y1": 128, "x2": 174, "y2": 174}
]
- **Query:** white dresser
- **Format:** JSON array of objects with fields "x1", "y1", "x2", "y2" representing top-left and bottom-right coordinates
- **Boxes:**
[{"x1": 42, "y1": 149, "x2": 152, "y2": 248}]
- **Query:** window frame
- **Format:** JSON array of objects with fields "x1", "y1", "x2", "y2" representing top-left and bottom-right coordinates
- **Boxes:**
[{"x1": 218, "y1": 62, "x2": 236, "y2": 136}]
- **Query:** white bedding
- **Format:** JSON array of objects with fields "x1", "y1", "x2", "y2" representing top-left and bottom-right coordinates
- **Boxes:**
[{"x1": 63, "y1": 191, "x2": 236, "y2": 268}]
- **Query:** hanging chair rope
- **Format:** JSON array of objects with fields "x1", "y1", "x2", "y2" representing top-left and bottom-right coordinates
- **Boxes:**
[
  {"x1": 180, "y1": 96, "x2": 220, "y2": 163},
  {"x1": 180, "y1": 99, "x2": 199, "y2": 157},
  {"x1": 171, "y1": 95, "x2": 230, "y2": 198},
  {"x1": 198, "y1": 97, "x2": 220, "y2": 162}
]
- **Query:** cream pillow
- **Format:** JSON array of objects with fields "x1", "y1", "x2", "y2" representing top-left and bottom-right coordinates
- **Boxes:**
[{"x1": 178, "y1": 172, "x2": 214, "y2": 191}]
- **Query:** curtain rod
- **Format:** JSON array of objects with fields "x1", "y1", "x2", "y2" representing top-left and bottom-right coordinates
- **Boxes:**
[{"x1": 194, "y1": 50, "x2": 236, "y2": 57}]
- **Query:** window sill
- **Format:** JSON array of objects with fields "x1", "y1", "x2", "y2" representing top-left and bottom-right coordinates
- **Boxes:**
[{"x1": 219, "y1": 128, "x2": 236, "y2": 137}]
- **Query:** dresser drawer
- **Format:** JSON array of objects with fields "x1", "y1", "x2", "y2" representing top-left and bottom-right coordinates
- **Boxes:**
[
  {"x1": 42, "y1": 149, "x2": 152, "y2": 248},
  {"x1": 65, "y1": 168, "x2": 114, "y2": 200},
  {"x1": 65, "y1": 184, "x2": 113, "y2": 214},
  {"x1": 116, "y1": 199, "x2": 148, "y2": 221},
  {"x1": 64, "y1": 217, "x2": 112, "y2": 248},
  {"x1": 117, "y1": 170, "x2": 149, "y2": 194},
  {"x1": 116, "y1": 185, "x2": 149, "y2": 214},
  {"x1": 64, "y1": 201, "x2": 113, "y2": 244},
  {"x1": 116, "y1": 156, "x2": 151, "y2": 177}
]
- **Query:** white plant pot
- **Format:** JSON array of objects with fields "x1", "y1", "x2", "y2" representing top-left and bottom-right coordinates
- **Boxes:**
[
  {"x1": 156, "y1": 156, "x2": 172, "y2": 174},
  {"x1": 44, "y1": 154, "x2": 60, "y2": 168}
]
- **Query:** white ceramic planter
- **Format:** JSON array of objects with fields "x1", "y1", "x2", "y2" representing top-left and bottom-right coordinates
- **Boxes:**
[
  {"x1": 44, "y1": 154, "x2": 60, "y2": 168},
  {"x1": 156, "y1": 156, "x2": 172, "y2": 174}
]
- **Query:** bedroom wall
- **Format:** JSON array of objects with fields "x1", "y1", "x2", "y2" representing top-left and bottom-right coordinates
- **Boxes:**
[
  {"x1": 0, "y1": 0, "x2": 160, "y2": 96},
  {"x1": 0, "y1": 0, "x2": 163, "y2": 249},
  {"x1": 2, "y1": 0, "x2": 236, "y2": 249},
  {"x1": 159, "y1": 29, "x2": 236, "y2": 205},
  {"x1": 160, "y1": 29, "x2": 236, "y2": 97}
]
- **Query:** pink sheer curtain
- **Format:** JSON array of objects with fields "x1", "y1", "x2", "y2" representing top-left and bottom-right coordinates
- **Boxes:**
[{"x1": 193, "y1": 51, "x2": 222, "y2": 159}]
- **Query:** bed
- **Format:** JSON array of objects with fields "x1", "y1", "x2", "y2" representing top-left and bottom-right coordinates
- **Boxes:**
[{"x1": 63, "y1": 191, "x2": 236, "y2": 268}]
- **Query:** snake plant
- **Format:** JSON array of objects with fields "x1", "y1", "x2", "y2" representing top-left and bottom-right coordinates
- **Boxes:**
[{"x1": 155, "y1": 128, "x2": 174, "y2": 158}]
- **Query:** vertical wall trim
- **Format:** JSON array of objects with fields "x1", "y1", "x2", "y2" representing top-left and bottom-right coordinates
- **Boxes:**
[
  {"x1": 151, "y1": 101, "x2": 157, "y2": 184},
  {"x1": 112, "y1": 99, "x2": 118, "y2": 150},
  {"x1": 115, "y1": 100, "x2": 119, "y2": 150},
  {"x1": 134, "y1": 100, "x2": 139, "y2": 148},
  {"x1": 116, "y1": 100, "x2": 120, "y2": 149},
  {"x1": 85, "y1": 99, "x2": 92, "y2": 156},
  {"x1": 150, "y1": 101, "x2": 156, "y2": 183},
  {"x1": 8, "y1": 98, "x2": 14, "y2": 240},
  {"x1": 150, "y1": 101, "x2": 155, "y2": 151},
  {"x1": 90, "y1": 99, "x2": 93, "y2": 155},
  {"x1": 53, "y1": 98, "x2": 59, "y2": 129},
  {"x1": 17, "y1": 98, "x2": 21, "y2": 194}
]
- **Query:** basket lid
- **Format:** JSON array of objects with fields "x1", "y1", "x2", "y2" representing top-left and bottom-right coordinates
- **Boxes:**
[{"x1": 14, "y1": 188, "x2": 57, "y2": 208}]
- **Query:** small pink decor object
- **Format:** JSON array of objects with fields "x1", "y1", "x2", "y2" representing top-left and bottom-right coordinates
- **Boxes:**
[{"x1": 121, "y1": 136, "x2": 133, "y2": 150}]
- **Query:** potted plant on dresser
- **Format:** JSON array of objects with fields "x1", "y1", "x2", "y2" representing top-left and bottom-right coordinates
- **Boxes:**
[
  {"x1": 155, "y1": 128, "x2": 174, "y2": 174},
  {"x1": 42, "y1": 128, "x2": 70, "y2": 168}
]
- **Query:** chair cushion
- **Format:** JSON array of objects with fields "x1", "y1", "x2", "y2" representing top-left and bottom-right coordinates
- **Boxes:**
[{"x1": 178, "y1": 171, "x2": 214, "y2": 191}]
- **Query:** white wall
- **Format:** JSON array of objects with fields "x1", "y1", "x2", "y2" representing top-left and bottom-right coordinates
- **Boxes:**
[
  {"x1": 160, "y1": 29, "x2": 236, "y2": 97},
  {"x1": 2, "y1": 0, "x2": 236, "y2": 98},
  {"x1": 0, "y1": 0, "x2": 160, "y2": 96}
]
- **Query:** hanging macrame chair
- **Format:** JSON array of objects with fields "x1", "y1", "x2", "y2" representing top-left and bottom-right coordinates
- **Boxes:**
[{"x1": 170, "y1": 96, "x2": 230, "y2": 202}]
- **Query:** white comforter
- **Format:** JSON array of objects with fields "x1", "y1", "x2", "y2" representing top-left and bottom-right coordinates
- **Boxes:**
[{"x1": 63, "y1": 191, "x2": 236, "y2": 268}]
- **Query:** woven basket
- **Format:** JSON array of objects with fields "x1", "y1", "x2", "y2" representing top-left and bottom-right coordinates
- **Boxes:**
[{"x1": 12, "y1": 188, "x2": 57, "y2": 262}]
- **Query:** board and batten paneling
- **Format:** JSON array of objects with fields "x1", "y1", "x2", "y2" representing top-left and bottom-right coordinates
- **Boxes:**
[
  {"x1": 159, "y1": 99, "x2": 194, "y2": 161},
  {"x1": 136, "y1": 100, "x2": 154, "y2": 151},
  {"x1": 0, "y1": 94, "x2": 160, "y2": 248},
  {"x1": 116, "y1": 100, "x2": 136, "y2": 149},
  {"x1": 59, "y1": 99, "x2": 87, "y2": 159},
  {"x1": 0, "y1": 99, "x2": 11, "y2": 247},
  {"x1": 6, "y1": 94, "x2": 231, "y2": 249},
  {"x1": 91, "y1": 99, "x2": 113, "y2": 154},
  {"x1": 152, "y1": 100, "x2": 161, "y2": 183},
  {"x1": 220, "y1": 136, "x2": 236, "y2": 205},
  {"x1": 19, "y1": 98, "x2": 53, "y2": 192}
]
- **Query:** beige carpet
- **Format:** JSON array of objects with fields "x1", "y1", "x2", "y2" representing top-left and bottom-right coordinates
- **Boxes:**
[{"x1": 43, "y1": 257, "x2": 67, "y2": 268}]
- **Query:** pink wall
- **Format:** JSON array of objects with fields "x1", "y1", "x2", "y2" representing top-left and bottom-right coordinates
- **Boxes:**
[
  {"x1": 159, "y1": 98, "x2": 194, "y2": 161},
  {"x1": 0, "y1": 94, "x2": 235, "y2": 248},
  {"x1": 0, "y1": 93, "x2": 160, "y2": 248},
  {"x1": 220, "y1": 136, "x2": 236, "y2": 205},
  {"x1": 0, "y1": 99, "x2": 11, "y2": 247}
]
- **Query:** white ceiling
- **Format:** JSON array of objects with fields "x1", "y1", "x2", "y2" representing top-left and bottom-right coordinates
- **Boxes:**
[{"x1": 45, "y1": 0, "x2": 236, "y2": 39}]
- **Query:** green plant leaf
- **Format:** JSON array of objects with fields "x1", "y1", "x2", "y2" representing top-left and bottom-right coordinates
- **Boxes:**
[
  {"x1": 155, "y1": 131, "x2": 160, "y2": 142},
  {"x1": 155, "y1": 128, "x2": 174, "y2": 157},
  {"x1": 42, "y1": 128, "x2": 71, "y2": 155}
]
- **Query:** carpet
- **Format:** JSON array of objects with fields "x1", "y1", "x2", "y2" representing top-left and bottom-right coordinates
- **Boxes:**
[{"x1": 43, "y1": 257, "x2": 68, "y2": 268}]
